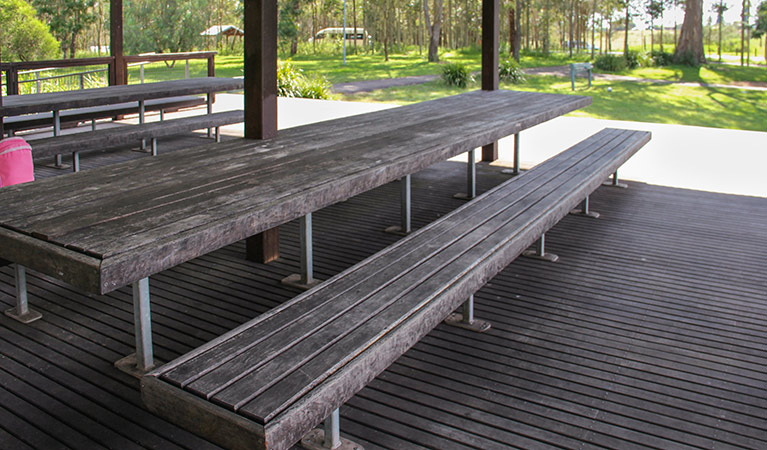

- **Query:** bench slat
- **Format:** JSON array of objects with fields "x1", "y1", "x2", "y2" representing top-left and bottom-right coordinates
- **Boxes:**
[
  {"x1": 28, "y1": 110, "x2": 243, "y2": 158},
  {"x1": 162, "y1": 129, "x2": 627, "y2": 393}
]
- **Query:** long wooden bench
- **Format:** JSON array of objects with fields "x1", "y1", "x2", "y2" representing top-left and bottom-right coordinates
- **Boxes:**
[
  {"x1": 141, "y1": 128, "x2": 651, "y2": 450},
  {"x1": 28, "y1": 110, "x2": 244, "y2": 171},
  {"x1": 2, "y1": 95, "x2": 206, "y2": 134}
]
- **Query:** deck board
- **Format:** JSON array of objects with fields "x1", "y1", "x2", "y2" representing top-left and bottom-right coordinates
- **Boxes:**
[{"x1": 1, "y1": 136, "x2": 765, "y2": 449}]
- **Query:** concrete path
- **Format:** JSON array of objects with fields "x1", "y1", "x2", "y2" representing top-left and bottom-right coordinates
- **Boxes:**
[{"x1": 211, "y1": 94, "x2": 766, "y2": 198}]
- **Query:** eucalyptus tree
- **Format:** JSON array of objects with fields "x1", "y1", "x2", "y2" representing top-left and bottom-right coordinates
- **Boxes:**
[
  {"x1": 712, "y1": 0, "x2": 728, "y2": 61},
  {"x1": 740, "y1": 0, "x2": 751, "y2": 65},
  {"x1": 32, "y1": 0, "x2": 97, "y2": 58},
  {"x1": 755, "y1": 1, "x2": 767, "y2": 63},
  {"x1": 124, "y1": 0, "x2": 207, "y2": 54},
  {"x1": 423, "y1": 0, "x2": 443, "y2": 61},
  {"x1": 674, "y1": 0, "x2": 706, "y2": 64},
  {"x1": 646, "y1": 0, "x2": 663, "y2": 50}
]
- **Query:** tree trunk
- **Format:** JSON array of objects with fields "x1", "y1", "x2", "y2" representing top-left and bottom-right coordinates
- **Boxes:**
[
  {"x1": 674, "y1": 0, "x2": 706, "y2": 64},
  {"x1": 718, "y1": 18, "x2": 722, "y2": 61},
  {"x1": 514, "y1": 0, "x2": 521, "y2": 60},
  {"x1": 660, "y1": 23, "x2": 664, "y2": 52},
  {"x1": 569, "y1": 0, "x2": 574, "y2": 57},
  {"x1": 624, "y1": 4, "x2": 630, "y2": 56},
  {"x1": 423, "y1": 0, "x2": 442, "y2": 62},
  {"x1": 509, "y1": 8, "x2": 516, "y2": 56}
]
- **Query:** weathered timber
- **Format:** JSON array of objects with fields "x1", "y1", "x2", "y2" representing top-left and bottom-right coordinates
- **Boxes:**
[
  {"x1": 141, "y1": 128, "x2": 651, "y2": 450},
  {"x1": 3, "y1": 96, "x2": 205, "y2": 134},
  {"x1": 28, "y1": 110, "x2": 243, "y2": 158},
  {"x1": 0, "y1": 77, "x2": 243, "y2": 117},
  {"x1": 0, "y1": 90, "x2": 590, "y2": 295}
]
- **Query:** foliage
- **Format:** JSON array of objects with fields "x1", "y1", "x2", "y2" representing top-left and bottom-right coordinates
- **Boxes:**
[
  {"x1": 648, "y1": 51, "x2": 671, "y2": 66},
  {"x1": 754, "y1": 1, "x2": 767, "y2": 40},
  {"x1": 499, "y1": 58, "x2": 526, "y2": 83},
  {"x1": 441, "y1": 62, "x2": 473, "y2": 87},
  {"x1": 277, "y1": 61, "x2": 332, "y2": 99},
  {"x1": 594, "y1": 54, "x2": 627, "y2": 72},
  {"x1": 279, "y1": 0, "x2": 302, "y2": 56},
  {"x1": 31, "y1": 0, "x2": 96, "y2": 58},
  {"x1": 124, "y1": 0, "x2": 206, "y2": 54},
  {"x1": 0, "y1": 0, "x2": 59, "y2": 62},
  {"x1": 624, "y1": 51, "x2": 641, "y2": 69}
]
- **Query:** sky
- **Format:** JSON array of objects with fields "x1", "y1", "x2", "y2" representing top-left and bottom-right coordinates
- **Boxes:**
[{"x1": 648, "y1": 0, "x2": 759, "y2": 28}]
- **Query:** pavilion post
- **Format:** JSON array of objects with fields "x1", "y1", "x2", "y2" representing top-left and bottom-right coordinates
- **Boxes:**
[
  {"x1": 244, "y1": 0, "x2": 281, "y2": 263},
  {"x1": 110, "y1": 0, "x2": 126, "y2": 86},
  {"x1": 481, "y1": 0, "x2": 500, "y2": 162}
]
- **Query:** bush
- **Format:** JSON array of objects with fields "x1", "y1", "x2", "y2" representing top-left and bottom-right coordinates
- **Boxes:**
[
  {"x1": 594, "y1": 54, "x2": 627, "y2": 72},
  {"x1": 651, "y1": 51, "x2": 673, "y2": 66},
  {"x1": 0, "y1": 0, "x2": 60, "y2": 62},
  {"x1": 624, "y1": 51, "x2": 641, "y2": 69},
  {"x1": 441, "y1": 62, "x2": 473, "y2": 88},
  {"x1": 499, "y1": 58, "x2": 526, "y2": 84},
  {"x1": 277, "y1": 61, "x2": 332, "y2": 99}
]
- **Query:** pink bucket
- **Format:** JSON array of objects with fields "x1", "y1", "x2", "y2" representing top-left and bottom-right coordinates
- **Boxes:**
[{"x1": 0, "y1": 137, "x2": 35, "y2": 187}]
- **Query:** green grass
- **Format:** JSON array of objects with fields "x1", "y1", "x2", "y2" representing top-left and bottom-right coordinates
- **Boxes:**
[
  {"x1": 338, "y1": 77, "x2": 767, "y2": 132},
  {"x1": 613, "y1": 64, "x2": 767, "y2": 84}
]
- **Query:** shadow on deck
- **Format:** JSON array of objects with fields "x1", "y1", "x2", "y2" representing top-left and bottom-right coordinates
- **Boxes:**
[{"x1": 1, "y1": 133, "x2": 766, "y2": 449}]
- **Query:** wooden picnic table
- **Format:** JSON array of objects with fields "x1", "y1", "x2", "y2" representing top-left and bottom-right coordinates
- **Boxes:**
[
  {"x1": 0, "y1": 89, "x2": 590, "y2": 372},
  {"x1": 0, "y1": 77, "x2": 244, "y2": 117}
]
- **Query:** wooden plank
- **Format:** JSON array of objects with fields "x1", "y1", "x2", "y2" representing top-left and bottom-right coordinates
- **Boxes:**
[
  {"x1": 1, "y1": 77, "x2": 244, "y2": 117},
  {"x1": 156, "y1": 130, "x2": 628, "y2": 388}
]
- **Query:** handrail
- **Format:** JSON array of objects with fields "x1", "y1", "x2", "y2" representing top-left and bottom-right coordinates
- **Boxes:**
[{"x1": 1, "y1": 51, "x2": 217, "y2": 95}]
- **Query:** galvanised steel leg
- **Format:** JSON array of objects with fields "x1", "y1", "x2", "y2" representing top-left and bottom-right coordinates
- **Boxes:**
[
  {"x1": 215, "y1": 126, "x2": 221, "y2": 143},
  {"x1": 454, "y1": 149, "x2": 476, "y2": 200},
  {"x1": 570, "y1": 195, "x2": 600, "y2": 219},
  {"x1": 324, "y1": 409, "x2": 341, "y2": 449},
  {"x1": 51, "y1": 110, "x2": 69, "y2": 170},
  {"x1": 72, "y1": 152, "x2": 80, "y2": 172},
  {"x1": 139, "y1": 100, "x2": 147, "y2": 151},
  {"x1": 603, "y1": 170, "x2": 628, "y2": 188},
  {"x1": 300, "y1": 407, "x2": 362, "y2": 450},
  {"x1": 4, "y1": 265, "x2": 42, "y2": 324},
  {"x1": 281, "y1": 214, "x2": 320, "y2": 290},
  {"x1": 523, "y1": 233, "x2": 560, "y2": 262},
  {"x1": 91, "y1": 119, "x2": 97, "y2": 131},
  {"x1": 207, "y1": 93, "x2": 213, "y2": 138},
  {"x1": 133, "y1": 277, "x2": 153, "y2": 371},
  {"x1": 445, "y1": 294, "x2": 491, "y2": 332},
  {"x1": 384, "y1": 175, "x2": 411, "y2": 235},
  {"x1": 115, "y1": 277, "x2": 155, "y2": 377},
  {"x1": 151, "y1": 138, "x2": 158, "y2": 156},
  {"x1": 502, "y1": 133, "x2": 520, "y2": 175}
]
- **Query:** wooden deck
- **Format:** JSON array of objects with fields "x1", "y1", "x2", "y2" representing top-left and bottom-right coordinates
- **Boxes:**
[{"x1": 1, "y1": 135, "x2": 766, "y2": 449}]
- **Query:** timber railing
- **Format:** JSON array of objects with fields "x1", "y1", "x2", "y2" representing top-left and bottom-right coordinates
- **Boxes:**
[{"x1": 1, "y1": 51, "x2": 217, "y2": 96}]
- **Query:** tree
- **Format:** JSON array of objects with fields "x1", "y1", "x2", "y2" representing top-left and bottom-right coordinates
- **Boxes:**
[
  {"x1": 32, "y1": 0, "x2": 97, "y2": 58},
  {"x1": 423, "y1": 0, "x2": 443, "y2": 62},
  {"x1": 673, "y1": 0, "x2": 705, "y2": 64},
  {"x1": 712, "y1": 0, "x2": 728, "y2": 61},
  {"x1": 0, "y1": 0, "x2": 60, "y2": 61},
  {"x1": 279, "y1": 0, "x2": 303, "y2": 56},
  {"x1": 124, "y1": 0, "x2": 207, "y2": 54},
  {"x1": 754, "y1": 1, "x2": 767, "y2": 63},
  {"x1": 646, "y1": 0, "x2": 663, "y2": 51},
  {"x1": 740, "y1": 0, "x2": 751, "y2": 65}
]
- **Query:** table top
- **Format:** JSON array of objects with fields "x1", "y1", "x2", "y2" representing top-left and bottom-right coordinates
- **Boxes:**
[
  {"x1": 0, "y1": 90, "x2": 590, "y2": 295},
  {"x1": 0, "y1": 77, "x2": 244, "y2": 117}
]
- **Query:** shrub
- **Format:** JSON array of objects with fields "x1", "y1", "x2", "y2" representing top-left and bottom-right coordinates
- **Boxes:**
[
  {"x1": 499, "y1": 58, "x2": 526, "y2": 84},
  {"x1": 277, "y1": 61, "x2": 332, "y2": 99},
  {"x1": 624, "y1": 51, "x2": 641, "y2": 69},
  {"x1": 650, "y1": 51, "x2": 673, "y2": 66},
  {"x1": 441, "y1": 62, "x2": 473, "y2": 88},
  {"x1": 594, "y1": 54, "x2": 627, "y2": 72}
]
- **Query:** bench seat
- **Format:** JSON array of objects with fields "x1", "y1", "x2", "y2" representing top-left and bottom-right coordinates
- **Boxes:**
[
  {"x1": 28, "y1": 110, "x2": 244, "y2": 159},
  {"x1": 3, "y1": 95, "x2": 206, "y2": 134},
  {"x1": 141, "y1": 128, "x2": 650, "y2": 450}
]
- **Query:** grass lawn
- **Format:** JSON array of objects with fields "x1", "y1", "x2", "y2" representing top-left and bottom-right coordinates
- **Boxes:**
[
  {"x1": 616, "y1": 64, "x2": 767, "y2": 85},
  {"x1": 338, "y1": 76, "x2": 767, "y2": 132}
]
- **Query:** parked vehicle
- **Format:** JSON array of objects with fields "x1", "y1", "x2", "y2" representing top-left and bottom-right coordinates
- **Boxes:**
[{"x1": 310, "y1": 27, "x2": 370, "y2": 45}]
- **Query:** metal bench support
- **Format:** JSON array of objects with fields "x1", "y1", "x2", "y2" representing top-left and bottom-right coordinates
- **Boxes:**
[
  {"x1": 300, "y1": 408, "x2": 362, "y2": 450},
  {"x1": 282, "y1": 214, "x2": 320, "y2": 290},
  {"x1": 445, "y1": 294, "x2": 492, "y2": 332},
  {"x1": 502, "y1": 133, "x2": 521, "y2": 175},
  {"x1": 523, "y1": 233, "x2": 560, "y2": 262},
  {"x1": 207, "y1": 93, "x2": 214, "y2": 138},
  {"x1": 384, "y1": 175, "x2": 411, "y2": 235},
  {"x1": 570, "y1": 195, "x2": 600, "y2": 218},
  {"x1": 115, "y1": 277, "x2": 155, "y2": 377},
  {"x1": 4, "y1": 264, "x2": 42, "y2": 324},
  {"x1": 50, "y1": 110, "x2": 71, "y2": 170},
  {"x1": 454, "y1": 149, "x2": 477, "y2": 200},
  {"x1": 72, "y1": 152, "x2": 80, "y2": 172},
  {"x1": 604, "y1": 170, "x2": 628, "y2": 188}
]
